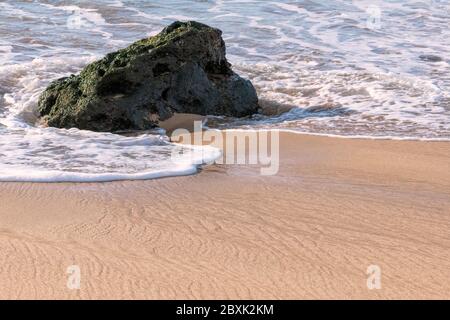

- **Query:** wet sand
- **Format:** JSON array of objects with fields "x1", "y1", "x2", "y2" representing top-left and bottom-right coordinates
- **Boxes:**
[{"x1": 0, "y1": 132, "x2": 449, "y2": 299}]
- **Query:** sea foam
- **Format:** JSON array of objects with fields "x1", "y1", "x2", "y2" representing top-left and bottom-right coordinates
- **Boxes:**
[{"x1": 0, "y1": 0, "x2": 449, "y2": 182}]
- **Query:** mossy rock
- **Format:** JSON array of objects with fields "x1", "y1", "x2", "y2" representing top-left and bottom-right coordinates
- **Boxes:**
[{"x1": 38, "y1": 21, "x2": 259, "y2": 132}]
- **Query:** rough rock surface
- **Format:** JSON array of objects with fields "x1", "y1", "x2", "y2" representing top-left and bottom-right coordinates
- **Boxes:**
[{"x1": 38, "y1": 21, "x2": 259, "y2": 132}]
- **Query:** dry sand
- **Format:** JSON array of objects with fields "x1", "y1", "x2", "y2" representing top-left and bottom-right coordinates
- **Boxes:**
[{"x1": 0, "y1": 132, "x2": 449, "y2": 299}]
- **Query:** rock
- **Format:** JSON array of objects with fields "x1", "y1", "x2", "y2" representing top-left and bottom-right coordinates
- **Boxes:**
[{"x1": 38, "y1": 21, "x2": 259, "y2": 132}]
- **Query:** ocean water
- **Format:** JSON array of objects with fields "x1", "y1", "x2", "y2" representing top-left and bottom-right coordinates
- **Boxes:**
[{"x1": 0, "y1": 0, "x2": 449, "y2": 182}]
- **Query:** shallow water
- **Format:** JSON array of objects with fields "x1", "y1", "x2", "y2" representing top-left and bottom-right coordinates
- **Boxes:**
[{"x1": 0, "y1": 0, "x2": 449, "y2": 181}]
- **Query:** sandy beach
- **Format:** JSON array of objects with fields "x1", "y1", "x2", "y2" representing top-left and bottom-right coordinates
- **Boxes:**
[{"x1": 0, "y1": 132, "x2": 449, "y2": 299}]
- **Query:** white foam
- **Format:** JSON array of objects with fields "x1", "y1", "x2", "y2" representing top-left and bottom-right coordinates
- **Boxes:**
[
  {"x1": 39, "y1": 3, "x2": 107, "y2": 25},
  {"x1": 1, "y1": 0, "x2": 449, "y2": 183},
  {"x1": 277, "y1": 129, "x2": 450, "y2": 142},
  {"x1": 0, "y1": 165, "x2": 198, "y2": 183},
  {"x1": 0, "y1": 2, "x2": 39, "y2": 19},
  {"x1": 0, "y1": 52, "x2": 220, "y2": 183},
  {"x1": 0, "y1": 126, "x2": 221, "y2": 182},
  {"x1": 108, "y1": 0, "x2": 125, "y2": 8},
  {"x1": 230, "y1": 59, "x2": 450, "y2": 140}
]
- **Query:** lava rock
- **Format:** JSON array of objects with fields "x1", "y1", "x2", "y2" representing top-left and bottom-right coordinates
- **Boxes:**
[{"x1": 38, "y1": 21, "x2": 259, "y2": 132}]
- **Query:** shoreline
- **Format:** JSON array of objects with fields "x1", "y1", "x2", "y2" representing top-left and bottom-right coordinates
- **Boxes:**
[
  {"x1": 2, "y1": 108, "x2": 449, "y2": 184},
  {"x1": 265, "y1": 129, "x2": 450, "y2": 142},
  {"x1": 0, "y1": 132, "x2": 449, "y2": 299}
]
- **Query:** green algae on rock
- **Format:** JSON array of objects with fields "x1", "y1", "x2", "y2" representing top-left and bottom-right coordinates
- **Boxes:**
[{"x1": 38, "y1": 21, "x2": 259, "y2": 132}]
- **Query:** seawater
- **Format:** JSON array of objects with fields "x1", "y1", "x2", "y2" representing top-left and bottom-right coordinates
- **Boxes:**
[{"x1": 0, "y1": 0, "x2": 449, "y2": 182}]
